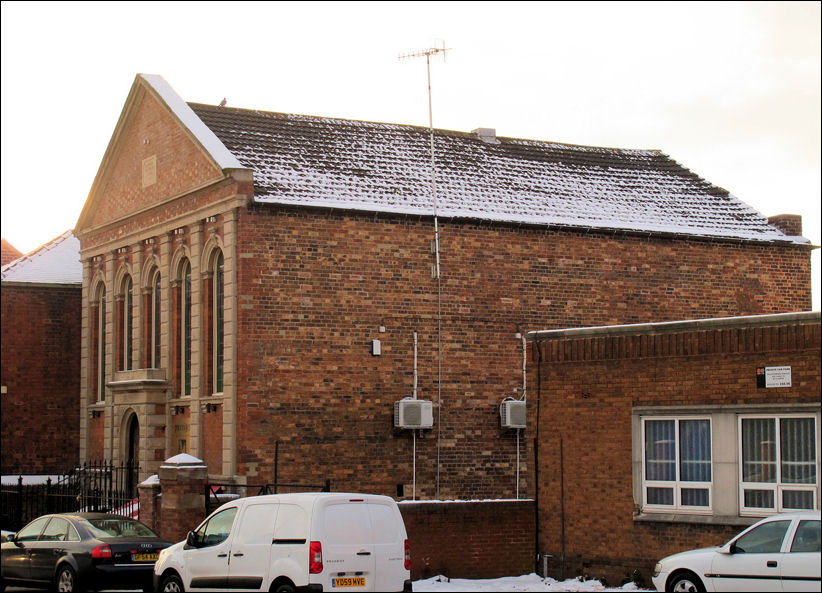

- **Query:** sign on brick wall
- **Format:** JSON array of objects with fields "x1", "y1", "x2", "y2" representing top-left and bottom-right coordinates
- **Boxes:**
[{"x1": 756, "y1": 366, "x2": 792, "y2": 388}]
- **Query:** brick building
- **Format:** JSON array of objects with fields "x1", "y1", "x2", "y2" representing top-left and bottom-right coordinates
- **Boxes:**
[
  {"x1": 1, "y1": 231, "x2": 82, "y2": 474},
  {"x1": 528, "y1": 311, "x2": 821, "y2": 583},
  {"x1": 1, "y1": 239, "x2": 22, "y2": 266},
  {"x1": 73, "y1": 73, "x2": 813, "y2": 502}
]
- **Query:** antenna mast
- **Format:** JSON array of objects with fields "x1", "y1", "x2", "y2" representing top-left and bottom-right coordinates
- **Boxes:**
[{"x1": 399, "y1": 42, "x2": 449, "y2": 498}]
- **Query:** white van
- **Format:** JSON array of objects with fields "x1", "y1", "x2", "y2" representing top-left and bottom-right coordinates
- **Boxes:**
[{"x1": 153, "y1": 492, "x2": 412, "y2": 593}]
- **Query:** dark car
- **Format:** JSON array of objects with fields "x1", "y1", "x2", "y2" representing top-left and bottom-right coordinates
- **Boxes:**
[{"x1": 1, "y1": 512, "x2": 172, "y2": 592}]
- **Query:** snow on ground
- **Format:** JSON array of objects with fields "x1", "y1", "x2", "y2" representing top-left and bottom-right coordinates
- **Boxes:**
[{"x1": 413, "y1": 574, "x2": 652, "y2": 592}]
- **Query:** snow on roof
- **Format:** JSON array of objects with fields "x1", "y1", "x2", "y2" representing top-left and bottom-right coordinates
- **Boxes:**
[
  {"x1": 139, "y1": 74, "x2": 243, "y2": 171},
  {"x1": 1, "y1": 230, "x2": 82, "y2": 284},
  {"x1": 187, "y1": 103, "x2": 808, "y2": 245}
]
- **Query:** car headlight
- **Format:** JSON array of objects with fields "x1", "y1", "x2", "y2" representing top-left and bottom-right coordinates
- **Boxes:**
[{"x1": 652, "y1": 562, "x2": 662, "y2": 578}]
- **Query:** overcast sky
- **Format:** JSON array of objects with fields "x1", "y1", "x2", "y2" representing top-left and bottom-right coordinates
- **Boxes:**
[{"x1": 1, "y1": 1, "x2": 819, "y2": 308}]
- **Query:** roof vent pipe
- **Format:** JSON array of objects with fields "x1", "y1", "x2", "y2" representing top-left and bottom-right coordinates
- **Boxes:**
[{"x1": 473, "y1": 127, "x2": 500, "y2": 144}]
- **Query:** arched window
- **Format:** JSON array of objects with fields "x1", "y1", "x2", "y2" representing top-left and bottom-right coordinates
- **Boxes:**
[
  {"x1": 214, "y1": 251, "x2": 224, "y2": 393},
  {"x1": 153, "y1": 270, "x2": 161, "y2": 368},
  {"x1": 144, "y1": 268, "x2": 161, "y2": 369},
  {"x1": 180, "y1": 260, "x2": 192, "y2": 396},
  {"x1": 117, "y1": 275, "x2": 133, "y2": 371}
]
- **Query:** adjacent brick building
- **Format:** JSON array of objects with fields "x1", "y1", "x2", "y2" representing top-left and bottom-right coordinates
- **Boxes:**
[
  {"x1": 528, "y1": 311, "x2": 821, "y2": 584},
  {"x1": 1, "y1": 231, "x2": 82, "y2": 474},
  {"x1": 73, "y1": 74, "x2": 813, "y2": 506},
  {"x1": 1, "y1": 239, "x2": 22, "y2": 266}
]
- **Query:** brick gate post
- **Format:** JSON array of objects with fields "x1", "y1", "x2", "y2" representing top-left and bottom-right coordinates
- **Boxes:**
[
  {"x1": 137, "y1": 474, "x2": 161, "y2": 533},
  {"x1": 156, "y1": 453, "x2": 209, "y2": 542}
]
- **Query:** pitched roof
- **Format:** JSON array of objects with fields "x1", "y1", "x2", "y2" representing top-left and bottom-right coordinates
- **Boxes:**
[
  {"x1": 1, "y1": 231, "x2": 82, "y2": 284},
  {"x1": 187, "y1": 102, "x2": 806, "y2": 245}
]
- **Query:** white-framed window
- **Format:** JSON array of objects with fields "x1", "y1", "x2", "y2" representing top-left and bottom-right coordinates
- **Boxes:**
[
  {"x1": 739, "y1": 415, "x2": 818, "y2": 514},
  {"x1": 642, "y1": 417, "x2": 712, "y2": 512}
]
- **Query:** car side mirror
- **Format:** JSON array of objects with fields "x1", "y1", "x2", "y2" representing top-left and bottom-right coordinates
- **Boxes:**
[
  {"x1": 186, "y1": 531, "x2": 200, "y2": 549},
  {"x1": 5, "y1": 533, "x2": 15, "y2": 544},
  {"x1": 718, "y1": 542, "x2": 734, "y2": 554}
]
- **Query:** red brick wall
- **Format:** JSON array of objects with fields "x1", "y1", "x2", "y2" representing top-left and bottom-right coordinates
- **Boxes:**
[
  {"x1": 234, "y1": 205, "x2": 812, "y2": 499},
  {"x1": 399, "y1": 500, "x2": 535, "y2": 580},
  {"x1": 532, "y1": 318, "x2": 821, "y2": 585},
  {"x1": 1, "y1": 284, "x2": 81, "y2": 474}
]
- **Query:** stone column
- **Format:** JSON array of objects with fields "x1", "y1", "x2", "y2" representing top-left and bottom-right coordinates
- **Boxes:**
[
  {"x1": 157, "y1": 454, "x2": 209, "y2": 542},
  {"x1": 132, "y1": 245, "x2": 144, "y2": 371},
  {"x1": 189, "y1": 222, "x2": 203, "y2": 459},
  {"x1": 103, "y1": 252, "x2": 116, "y2": 461},
  {"x1": 79, "y1": 258, "x2": 92, "y2": 464}
]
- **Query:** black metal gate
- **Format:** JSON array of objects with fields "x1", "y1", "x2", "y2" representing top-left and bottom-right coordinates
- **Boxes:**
[{"x1": 1, "y1": 460, "x2": 139, "y2": 532}]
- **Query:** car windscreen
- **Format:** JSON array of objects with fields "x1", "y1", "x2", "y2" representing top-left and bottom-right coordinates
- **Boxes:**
[{"x1": 82, "y1": 518, "x2": 159, "y2": 538}]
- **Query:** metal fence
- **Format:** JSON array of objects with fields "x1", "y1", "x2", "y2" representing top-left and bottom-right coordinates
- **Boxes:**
[
  {"x1": 1, "y1": 461, "x2": 139, "y2": 532},
  {"x1": 205, "y1": 479, "x2": 331, "y2": 514}
]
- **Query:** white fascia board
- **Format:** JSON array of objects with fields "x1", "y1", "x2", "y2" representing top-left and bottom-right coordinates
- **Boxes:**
[{"x1": 139, "y1": 74, "x2": 243, "y2": 170}]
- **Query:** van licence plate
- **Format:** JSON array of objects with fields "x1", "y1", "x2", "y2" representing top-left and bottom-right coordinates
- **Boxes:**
[
  {"x1": 332, "y1": 577, "x2": 366, "y2": 588},
  {"x1": 131, "y1": 553, "x2": 158, "y2": 562}
]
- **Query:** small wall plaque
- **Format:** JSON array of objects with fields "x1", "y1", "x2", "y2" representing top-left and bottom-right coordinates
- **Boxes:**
[
  {"x1": 142, "y1": 154, "x2": 157, "y2": 188},
  {"x1": 757, "y1": 366, "x2": 791, "y2": 388}
]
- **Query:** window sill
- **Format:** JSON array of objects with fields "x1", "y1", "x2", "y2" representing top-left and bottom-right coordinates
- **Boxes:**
[{"x1": 634, "y1": 512, "x2": 759, "y2": 527}]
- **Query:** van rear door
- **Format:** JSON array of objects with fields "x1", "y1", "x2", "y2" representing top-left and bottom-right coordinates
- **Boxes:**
[
  {"x1": 367, "y1": 501, "x2": 408, "y2": 592},
  {"x1": 320, "y1": 499, "x2": 375, "y2": 591},
  {"x1": 226, "y1": 502, "x2": 279, "y2": 590}
]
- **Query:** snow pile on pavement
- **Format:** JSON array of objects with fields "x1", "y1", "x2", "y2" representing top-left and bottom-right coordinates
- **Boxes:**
[{"x1": 413, "y1": 573, "x2": 651, "y2": 592}]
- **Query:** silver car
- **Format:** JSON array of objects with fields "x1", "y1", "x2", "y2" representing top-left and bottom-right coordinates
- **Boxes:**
[{"x1": 652, "y1": 511, "x2": 820, "y2": 592}]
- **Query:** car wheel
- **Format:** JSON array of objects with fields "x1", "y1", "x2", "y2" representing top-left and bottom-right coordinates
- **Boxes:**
[
  {"x1": 161, "y1": 573, "x2": 185, "y2": 593},
  {"x1": 667, "y1": 570, "x2": 705, "y2": 593},
  {"x1": 54, "y1": 565, "x2": 80, "y2": 592},
  {"x1": 273, "y1": 584, "x2": 296, "y2": 593}
]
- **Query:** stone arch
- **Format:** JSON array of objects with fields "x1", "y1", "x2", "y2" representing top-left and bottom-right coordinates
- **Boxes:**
[
  {"x1": 140, "y1": 254, "x2": 162, "y2": 289},
  {"x1": 89, "y1": 270, "x2": 107, "y2": 306},
  {"x1": 170, "y1": 245, "x2": 192, "y2": 282},
  {"x1": 113, "y1": 262, "x2": 134, "y2": 294}
]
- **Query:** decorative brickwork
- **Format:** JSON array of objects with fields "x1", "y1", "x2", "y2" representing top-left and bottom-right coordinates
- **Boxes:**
[{"x1": 87, "y1": 86, "x2": 223, "y2": 230}]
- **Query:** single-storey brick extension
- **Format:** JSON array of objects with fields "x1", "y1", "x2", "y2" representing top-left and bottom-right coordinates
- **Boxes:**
[{"x1": 71, "y1": 73, "x2": 816, "y2": 576}]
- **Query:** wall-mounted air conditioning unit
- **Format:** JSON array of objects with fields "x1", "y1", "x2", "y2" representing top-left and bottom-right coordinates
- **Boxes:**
[
  {"x1": 394, "y1": 399, "x2": 433, "y2": 429},
  {"x1": 500, "y1": 399, "x2": 527, "y2": 429}
]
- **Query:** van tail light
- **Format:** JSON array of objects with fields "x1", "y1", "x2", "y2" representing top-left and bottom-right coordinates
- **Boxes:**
[
  {"x1": 309, "y1": 541, "x2": 323, "y2": 574},
  {"x1": 92, "y1": 544, "x2": 113, "y2": 559},
  {"x1": 404, "y1": 539, "x2": 411, "y2": 571}
]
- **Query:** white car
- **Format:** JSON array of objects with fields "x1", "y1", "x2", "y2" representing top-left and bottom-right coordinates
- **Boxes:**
[
  {"x1": 154, "y1": 492, "x2": 412, "y2": 592},
  {"x1": 652, "y1": 511, "x2": 820, "y2": 592}
]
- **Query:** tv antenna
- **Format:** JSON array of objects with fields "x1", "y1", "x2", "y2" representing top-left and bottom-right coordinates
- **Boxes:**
[{"x1": 399, "y1": 42, "x2": 450, "y2": 499}]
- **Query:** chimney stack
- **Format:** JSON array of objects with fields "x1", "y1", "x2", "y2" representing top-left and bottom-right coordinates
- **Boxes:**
[
  {"x1": 472, "y1": 128, "x2": 500, "y2": 145},
  {"x1": 767, "y1": 214, "x2": 803, "y2": 237}
]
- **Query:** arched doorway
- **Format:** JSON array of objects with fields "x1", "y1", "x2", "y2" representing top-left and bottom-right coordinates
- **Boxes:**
[{"x1": 125, "y1": 413, "x2": 140, "y2": 496}]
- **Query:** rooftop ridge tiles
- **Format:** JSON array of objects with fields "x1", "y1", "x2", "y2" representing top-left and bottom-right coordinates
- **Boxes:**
[{"x1": 187, "y1": 101, "x2": 662, "y2": 156}]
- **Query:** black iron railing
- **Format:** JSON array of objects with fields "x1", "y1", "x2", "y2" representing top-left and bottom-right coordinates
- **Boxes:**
[{"x1": 1, "y1": 460, "x2": 139, "y2": 532}]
